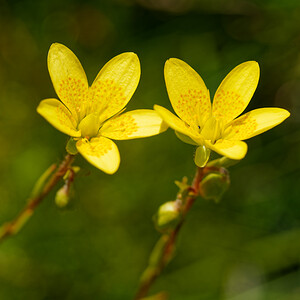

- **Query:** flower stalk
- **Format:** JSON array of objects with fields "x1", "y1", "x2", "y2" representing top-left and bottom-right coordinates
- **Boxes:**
[
  {"x1": 0, "y1": 154, "x2": 74, "y2": 244},
  {"x1": 135, "y1": 166, "x2": 209, "y2": 300}
]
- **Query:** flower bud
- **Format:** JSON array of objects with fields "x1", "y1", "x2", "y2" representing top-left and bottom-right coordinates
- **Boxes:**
[
  {"x1": 154, "y1": 201, "x2": 181, "y2": 233},
  {"x1": 55, "y1": 185, "x2": 70, "y2": 208},
  {"x1": 200, "y1": 172, "x2": 230, "y2": 202}
]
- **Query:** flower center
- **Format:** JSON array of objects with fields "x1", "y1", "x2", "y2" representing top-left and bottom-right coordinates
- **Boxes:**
[
  {"x1": 199, "y1": 116, "x2": 222, "y2": 143},
  {"x1": 78, "y1": 113, "x2": 101, "y2": 138}
]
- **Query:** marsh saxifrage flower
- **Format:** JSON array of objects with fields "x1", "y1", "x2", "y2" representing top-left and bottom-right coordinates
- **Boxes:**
[
  {"x1": 37, "y1": 43, "x2": 167, "y2": 174},
  {"x1": 155, "y1": 59, "x2": 290, "y2": 166}
]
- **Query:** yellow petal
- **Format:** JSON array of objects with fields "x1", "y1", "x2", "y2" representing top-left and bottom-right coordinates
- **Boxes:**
[
  {"x1": 100, "y1": 109, "x2": 168, "y2": 140},
  {"x1": 76, "y1": 137, "x2": 120, "y2": 174},
  {"x1": 37, "y1": 99, "x2": 81, "y2": 137},
  {"x1": 206, "y1": 139, "x2": 248, "y2": 160},
  {"x1": 164, "y1": 58, "x2": 211, "y2": 128},
  {"x1": 48, "y1": 43, "x2": 89, "y2": 121},
  {"x1": 212, "y1": 61, "x2": 260, "y2": 124},
  {"x1": 154, "y1": 105, "x2": 204, "y2": 144},
  {"x1": 223, "y1": 108, "x2": 290, "y2": 141},
  {"x1": 88, "y1": 52, "x2": 140, "y2": 121}
]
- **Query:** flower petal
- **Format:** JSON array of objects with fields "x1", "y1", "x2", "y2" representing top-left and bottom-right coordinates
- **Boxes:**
[
  {"x1": 100, "y1": 109, "x2": 168, "y2": 140},
  {"x1": 37, "y1": 99, "x2": 81, "y2": 137},
  {"x1": 212, "y1": 61, "x2": 260, "y2": 124},
  {"x1": 76, "y1": 137, "x2": 120, "y2": 174},
  {"x1": 88, "y1": 52, "x2": 140, "y2": 121},
  {"x1": 164, "y1": 58, "x2": 211, "y2": 128},
  {"x1": 206, "y1": 139, "x2": 248, "y2": 160},
  {"x1": 154, "y1": 105, "x2": 204, "y2": 144},
  {"x1": 48, "y1": 43, "x2": 89, "y2": 121},
  {"x1": 223, "y1": 108, "x2": 290, "y2": 141}
]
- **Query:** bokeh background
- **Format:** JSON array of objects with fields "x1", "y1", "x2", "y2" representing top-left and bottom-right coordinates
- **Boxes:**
[{"x1": 0, "y1": 0, "x2": 299, "y2": 299}]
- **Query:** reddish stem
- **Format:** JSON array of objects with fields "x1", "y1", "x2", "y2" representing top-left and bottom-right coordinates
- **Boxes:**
[
  {"x1": 134, "y1": 167, "x2": 205, "y2": 300},
  {"x1": 0, "y1": 154, "x2": 74, "y2": 244}
]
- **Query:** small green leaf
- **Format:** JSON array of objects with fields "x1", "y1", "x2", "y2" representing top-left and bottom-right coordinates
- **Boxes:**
[{"x1": 30, "y1": 164, "x2": 56, "y2": 198}]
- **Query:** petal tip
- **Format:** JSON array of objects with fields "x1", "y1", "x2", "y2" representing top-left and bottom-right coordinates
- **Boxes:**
[
  {"x1": 132, "y1": 52, "x2": 140, "y2": 65},
  {"x1": 116, "y1": 52, "x2": 141, "y2": 75},
  {"x1": 242, "y1": 60, "x2": 260, "y2": 74},
  {"x1": 283, "y1": 109, "x2": 291, "y2": 119},
  {"x1": 100, "y1": 154, "x2": 120, "y2": 175},
  {"x1": 49, "y1": 42, "x2": 67, "y2": 54},
  {"x1": 269, "y1": 107, "x2": 291, "y2": 120},
  {"x1": 104, "y1": 166, "x2": 119, "y2": 175},
  {"x1": 47, "y1": 43, "x2": 71, "y2": 66},
  {"x1": 50, "y1": 42, "x2": 60, "y2": 48},
  {"x1": 277, "y1": 108, "x2": 290, "y2": 123},
  {"x1": 119, "y1": 51, "x2": 139, "y2": 61},
  {"x1": 165, "y1": 57, "x2": 175, "y2": 64},
  {"x1": 235, "y1": 60, "x2": 260, "y2": 73},
  {"x1": 236, "y1": 143, "x2": 248, "y2": 160},
  {"x1": 165, "y1": 57, "x2": 182, "y2": 68},
  {"x1": 209, "y1": 140, "x2": 248, "y2": 160}
]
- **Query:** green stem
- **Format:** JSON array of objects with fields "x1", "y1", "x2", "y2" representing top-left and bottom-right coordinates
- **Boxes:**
[
  {"x1": 134, "y1": 166, "x2": 206, "y2": 300},
  {"x1": 0, "y1": 153, "x2": 74, "y2": 244}
]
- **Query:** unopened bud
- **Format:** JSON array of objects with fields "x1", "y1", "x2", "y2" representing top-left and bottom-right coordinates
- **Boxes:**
[
  {"x1": 55, "y1": 185, "x2": 70, "y2": 208},
  {"x1": 154, "y1": 201, "x2": 181, "y2": 233},
  {"x1": 200, "y1": 172, "x2": 230, "y2": 202}
]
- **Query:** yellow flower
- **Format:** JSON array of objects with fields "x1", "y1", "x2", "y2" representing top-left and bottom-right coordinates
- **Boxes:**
[
  {"x1": 37, "y1": 43, "x2": 167, "y2": 174},
  {"x1": 154, "y1": 59, "x2": 290, "y2": 166}
]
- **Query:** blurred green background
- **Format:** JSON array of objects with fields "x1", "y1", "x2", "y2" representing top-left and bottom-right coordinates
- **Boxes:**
[{"x1": 0, "y1": 0, "x2": 299, "y2": 299}]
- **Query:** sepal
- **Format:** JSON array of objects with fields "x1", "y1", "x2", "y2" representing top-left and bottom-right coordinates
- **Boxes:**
[
  {"x1": 175, "y1": 131, "x2": 198, "y2": 145},
  {"x1": 66, "y1": 137, "x2": 79, "y2": 155},
  {"x1": 194, "y1": 145, "x2": 210, "y2": 167}
]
